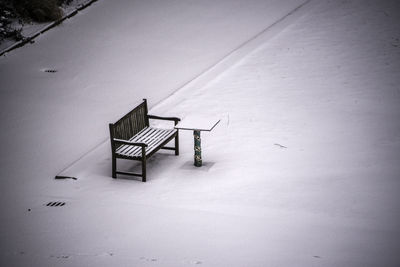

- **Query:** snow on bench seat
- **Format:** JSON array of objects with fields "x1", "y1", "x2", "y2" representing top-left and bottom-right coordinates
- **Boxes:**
[{"x1": 116, "y1": 127, "x2": 177, "y2": 158}]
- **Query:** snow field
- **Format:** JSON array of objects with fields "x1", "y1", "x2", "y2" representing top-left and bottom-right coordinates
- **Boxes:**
[{"x1": 1, "y1": 0, "x2": 400, "y2": 266}]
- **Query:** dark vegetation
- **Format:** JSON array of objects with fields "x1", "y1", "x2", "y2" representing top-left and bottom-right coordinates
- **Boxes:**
[{"x1": 0, "y1": 0, "x2": 72, "y2": 42}]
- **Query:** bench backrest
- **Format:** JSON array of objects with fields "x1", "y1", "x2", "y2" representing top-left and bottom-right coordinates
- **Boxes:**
[{"x1": 109, "y1": 99, "x2": 149, "y2": 140}]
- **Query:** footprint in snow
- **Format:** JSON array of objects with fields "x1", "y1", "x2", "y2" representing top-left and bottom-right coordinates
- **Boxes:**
[
  {"x1": 183, "y1": 260, "x2": 202, "y2": 265},
  {"x1": 50, "y1": 254, "x2": 70, "y2": 259},
  {"x1": 140, "y1": 257, "x2": 157, "y2": 262}
]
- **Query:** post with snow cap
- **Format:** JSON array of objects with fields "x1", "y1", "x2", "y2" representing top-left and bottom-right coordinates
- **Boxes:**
[
  {"x1": 194, "y1": 130, "x2": 202, "y2": 167},
  {"x1": 175, "y1": 116, "x2": 220, "y2": 167}
]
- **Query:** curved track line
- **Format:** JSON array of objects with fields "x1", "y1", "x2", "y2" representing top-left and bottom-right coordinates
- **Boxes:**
[{"x1": 153, "y1": 0, "x2": 313, "y2": 112}]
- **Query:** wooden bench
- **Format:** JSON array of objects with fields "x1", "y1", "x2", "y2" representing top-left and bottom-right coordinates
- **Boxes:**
[{"x1": 109, "y1": 99, "x2": 180, "y2": 182}]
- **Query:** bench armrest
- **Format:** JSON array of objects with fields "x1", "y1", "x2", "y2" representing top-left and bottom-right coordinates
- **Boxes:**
[
  {"x1": 113, "y1": 138, "x2": 148, "y2": 147},
  {"x1": 148, "y1": 115, "x2": 181, "y2": 125}
]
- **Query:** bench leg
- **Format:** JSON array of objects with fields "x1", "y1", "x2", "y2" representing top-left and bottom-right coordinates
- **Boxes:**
[
  {"x1": 142, "y1": 148, "x2": 147, "y2": 182},
  {"x1": 175, "y1": 132, "x2": 179, "y2": 156},
  {"x1": 112, "y1": 154, "x2": 117, "y2": 178}
]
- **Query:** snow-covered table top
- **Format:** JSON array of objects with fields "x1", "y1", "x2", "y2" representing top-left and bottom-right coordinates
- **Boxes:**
[{"x1": 175, "y1": 116, "x2": 220, "y2": 131}]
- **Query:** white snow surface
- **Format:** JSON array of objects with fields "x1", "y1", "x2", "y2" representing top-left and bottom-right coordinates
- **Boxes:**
[{"x1": 1, "y1": 0, "x2": 400, "y2": 266}]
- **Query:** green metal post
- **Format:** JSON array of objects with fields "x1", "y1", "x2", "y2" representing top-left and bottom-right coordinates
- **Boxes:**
[{"x1": 194, "y1": 130, "x2": 202, "y2": 167}]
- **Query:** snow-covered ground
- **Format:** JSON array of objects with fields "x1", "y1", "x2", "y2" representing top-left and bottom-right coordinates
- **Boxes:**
[{"x1": 1, "y1": 0, "x2": 400, "y2": 266}]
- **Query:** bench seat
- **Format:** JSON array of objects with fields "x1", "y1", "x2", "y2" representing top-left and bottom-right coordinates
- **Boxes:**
[{"x1": 116, "y1": 127, "x2": 177, "y2": 158}]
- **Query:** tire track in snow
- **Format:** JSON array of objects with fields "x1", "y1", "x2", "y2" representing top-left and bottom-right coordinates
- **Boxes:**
[{"x1": 153, "y1": 0, "x2": 314, "y2": 112}]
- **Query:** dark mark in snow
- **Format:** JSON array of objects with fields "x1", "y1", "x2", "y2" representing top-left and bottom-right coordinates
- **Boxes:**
[
  {"x1": 55, "y1": 175, "x2": 77, "y2": 180},
  {"x1": 391, "y1": 37, "x2": 399, "y2": 47},
  {"x1": 44, "y1": 69, "x2": 57, "y2": 73},
  {"x1": 50, "y1": 254, "x2": 70, "y2": 259},
  {"x1": 46, "y1": 201, "x2": 66, "y2": 207},
  {"x1": 274, "y1": 143, "x2": 287, "y2": 148},
  {"x1": 140, "y1": 257, "x2": 158, "y2": 262}
]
